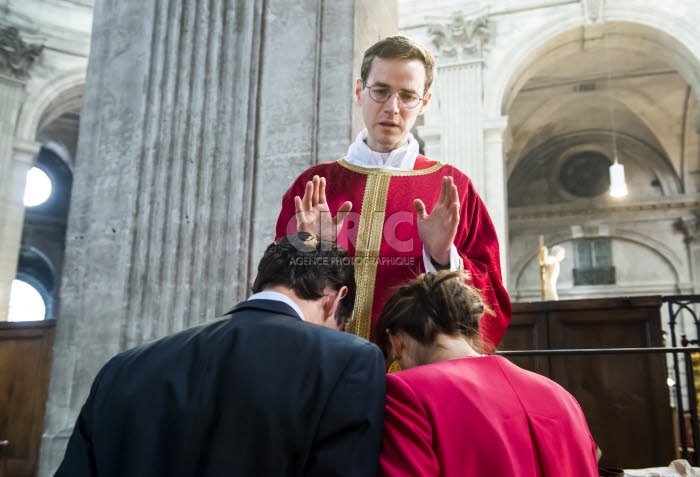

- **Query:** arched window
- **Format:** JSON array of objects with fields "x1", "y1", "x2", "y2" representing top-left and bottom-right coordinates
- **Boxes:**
[
  {"x1": 573, "y1": 238, "x2": 615, "y2": 285},
  {"x1": 24, "y1": 166, "x2": 53, "y2": 207},
  {"x1": 12, "y1": 245, "x2": 56, "y2": 321},
  {"x1": 16, "y1": 144, "x2": 72, "y2": 321},
  {"x1": 8, "y1": 277, "x2": 48, "y2": 321}
]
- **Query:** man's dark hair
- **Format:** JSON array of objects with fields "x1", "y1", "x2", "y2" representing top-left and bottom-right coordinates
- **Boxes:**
[
  {"x1": 373, "y1": 270, "x2": 494, "y2": 357},
  {"x1": 360, "y1": 35, "x2": 436, "y2": 94},
  {"x1": 254, "y1": 232, "x2": 356, "y2": 326}
]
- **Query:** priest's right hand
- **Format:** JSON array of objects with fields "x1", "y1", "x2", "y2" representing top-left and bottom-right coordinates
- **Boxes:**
[{"x1": 294, "y1": 175, "x2": 352, "y2": 241}]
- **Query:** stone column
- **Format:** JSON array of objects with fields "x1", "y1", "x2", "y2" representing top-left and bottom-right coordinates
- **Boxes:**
[
  {"x1": 483, "y1": 116, "x2": 509, "y2": 283},
  {"x1": 427, "y1": 13, "x2": 490, "y2": 191},
  {"x1": 425, "y1": 13, "x2": 509, "y2": 277},
  {"x1": 0, "y1": 26, "x2": 43, "y2": 321},
  {"x1": 39, "y1": 0, "x2": 396, "y2": 474},
  {"x1": 439, "y1": 61, "x2": 485, "y2": 186},
  {"x1": 673, "y1": 208, "x2": 700, "y2": 294}
]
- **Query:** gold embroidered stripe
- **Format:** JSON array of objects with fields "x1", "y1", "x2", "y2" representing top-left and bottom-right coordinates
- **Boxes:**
[
  {"x1": 337, "y1": 157, "x2": 445, "y2": 176},
  {"x1": 346, "y1": 172, "x2": 392, "y2": 340}
]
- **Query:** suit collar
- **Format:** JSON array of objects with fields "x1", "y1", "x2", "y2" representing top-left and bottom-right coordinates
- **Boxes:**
[
  {"x1": 223, "y1": 299, "x2": 302, "y2": 320},
  {"x1": 247, "y1": 290, "x2": 305, "y2": 321}
]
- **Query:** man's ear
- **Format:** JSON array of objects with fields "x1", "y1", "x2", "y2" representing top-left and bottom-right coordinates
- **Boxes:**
[
  {"x1": 417, "y1": 90, "x2": 432, "y2": 116},
  {"x1": 355, "y1": 78, "x2": 364, "y2": 106},
  {"x1": 324, "y1": 286, "x2": 348, "y2": 321}
]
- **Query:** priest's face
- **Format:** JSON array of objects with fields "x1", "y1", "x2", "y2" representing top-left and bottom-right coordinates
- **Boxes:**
[{"x1": 355, "y1": 57, "x2": 432, "y2": 153}]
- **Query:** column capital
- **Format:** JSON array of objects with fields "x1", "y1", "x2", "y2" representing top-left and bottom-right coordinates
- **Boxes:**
[
  {"x1": 13, "y1": 138, "x2": 40, "y2": 164},
  {"x1": 0, "y1": 72, "x2": 25, "y2": 88},
  {"x1": 673, "y1": 204, "x2": 700, "y2": 245},
  {"x1": 427, "y1": 11, "x2": 490, "y2": 66},
  {"x1": 483, "y1": 115, "x2": 508, "y2": 134},
  {"x1": 0, "y1": 25, "x2": 44, "y2": 81},
  {"x1": 582, "y1": 0, "x2": 605, "y2": 26}
]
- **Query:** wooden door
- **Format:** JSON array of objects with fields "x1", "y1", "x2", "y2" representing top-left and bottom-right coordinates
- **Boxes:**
[
  {"x1": 547, "y1": 296, "x2": 674, "y2": 469},
  {"x1": 0, "y1": 320, "x2": 55, "y2": 477}
]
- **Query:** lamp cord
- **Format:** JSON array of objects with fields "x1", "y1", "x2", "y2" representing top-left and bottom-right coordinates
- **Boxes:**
[{"x1": 603, "y1": 24, "x2": 620, "y2": 165}]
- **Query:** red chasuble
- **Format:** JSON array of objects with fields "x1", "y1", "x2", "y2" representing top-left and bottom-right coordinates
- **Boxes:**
[
  {"x1": 275, "y1": 156, "x2": 511, "y2": 349},
  {"x1": 379, "y1": 356, "x2": 599, "y2": 477}
]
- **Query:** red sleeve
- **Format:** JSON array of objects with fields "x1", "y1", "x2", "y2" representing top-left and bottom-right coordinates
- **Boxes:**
[
  {"x1": 379, "y1": 374, "x2": 439, "y2": 477},
  {"x1": 275, "y1": 174, "x2": 306, "y2": 240},
  {"x1": 454, "y1": 171, "x2": 512, "y2": 352}
]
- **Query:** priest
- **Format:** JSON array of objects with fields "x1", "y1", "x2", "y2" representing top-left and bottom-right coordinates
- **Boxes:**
[{"x1": 275, "y1": 35, "x2": 511, "y2": 351}]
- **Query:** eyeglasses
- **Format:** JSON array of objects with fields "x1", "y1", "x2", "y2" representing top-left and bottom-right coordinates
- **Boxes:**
[{"x1": 362, "y1": 81, "x2": 425, "y2": 109}]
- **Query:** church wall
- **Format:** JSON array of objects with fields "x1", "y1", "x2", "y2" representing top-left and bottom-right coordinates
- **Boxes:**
[
  {"x1": 399, "y1": 0, "x2": 700, "y2": 307},
  {"x1": 683, "y1": 95, "x2": 699, "y2": 194},
  {"x1": 514, "y1": 236, "x2": 680, "y2": 301},
  {"x1": 509, "y1": 198, "x2": 694, "y2": 297}
]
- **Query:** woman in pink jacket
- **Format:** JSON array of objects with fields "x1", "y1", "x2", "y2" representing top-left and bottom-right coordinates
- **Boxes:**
[{"x1": 374, "y1": 270, "x2": 599, "y2": 477}]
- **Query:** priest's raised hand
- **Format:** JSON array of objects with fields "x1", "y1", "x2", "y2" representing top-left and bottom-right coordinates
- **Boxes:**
[
  {"x1": 294, "y1": 175, "x2": 353, "y2": 241},
  {"x1": 413, "y1": 176, "x2": 460, "y2": 267}
]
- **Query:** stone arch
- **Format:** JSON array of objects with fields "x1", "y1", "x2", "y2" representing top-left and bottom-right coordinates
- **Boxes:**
[
  {"x1": 14, "y1": 67, "x2": 86, "y2": 143},
  {"x1": 506, "y1": 89, "x2": 680, "y2": 175},
  {"x1": 42, "y1": 140, "x2": 74, "y2": 173},
  {"x1": 484, "y1": 9, "x2": 700, "y2": 120},
  {"x1": 508, "y1": 129, "x2": 681, "y2": 205},
  {"x1": 15, "y1": 244, "x2": 57, "y2": 319}
]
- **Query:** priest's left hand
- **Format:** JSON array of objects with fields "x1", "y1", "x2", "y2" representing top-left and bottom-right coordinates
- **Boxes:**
[{"x1": 414, "y1": 176, "x2": 460, "y2": 266}]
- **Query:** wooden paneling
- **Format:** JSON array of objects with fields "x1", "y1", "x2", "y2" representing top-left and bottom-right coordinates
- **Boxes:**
[
  {"x1": 0, "y1": 320, "x2": 55, "y2": 477},
  {"x1": 497, "y1": 311, "x2": 549, "y2": 376},
  {"x1": 500, "y1": 297, "x2": 675, "y2": 469}
]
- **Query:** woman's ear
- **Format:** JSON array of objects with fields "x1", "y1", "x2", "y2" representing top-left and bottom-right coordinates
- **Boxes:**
[{"x1": 387, "y1": 332, "x2": 404, "y2": 360}]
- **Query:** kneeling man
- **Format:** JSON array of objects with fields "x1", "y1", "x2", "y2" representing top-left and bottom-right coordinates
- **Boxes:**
[{"x1": 56, "y1": 232, "x2": 386, "y2": 477}]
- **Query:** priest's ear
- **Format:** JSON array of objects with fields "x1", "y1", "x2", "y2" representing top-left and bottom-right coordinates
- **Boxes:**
[
  {"x1": 355, "y1": 78, "x2": 364, "y2": 106},
  {"x1": 417, "y1": 91, "x2": 433, "y2": 116}
]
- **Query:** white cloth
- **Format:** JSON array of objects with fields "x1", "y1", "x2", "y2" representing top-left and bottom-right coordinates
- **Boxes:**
[
  {"x1": 248, "y1": 290, "x2": 305, "y2": 321},
  {"x1": 422, "y1": 246, "x2": 461, "y2": 273},
  {"x1": 345, "y1": 129, "x2": 419, "y2": 170},
  {"x1": 344, "y1": 128, "x2": 460, "y2": 271},
  {"x1": 625, "y1": 459, "x2": 700, "y2": 476}
]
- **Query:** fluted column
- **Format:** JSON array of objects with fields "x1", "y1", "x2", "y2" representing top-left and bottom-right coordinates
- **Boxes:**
[
  {"x1": 0, "y1": 26, "x2": 43, "y2": 321},
  {"x1": 0, "y1": 76, "x2": 27, "y2": 322},
  {"x1": 39, "y1": 0, "x2": 395, "y2": 474},
  {"x1": 39, "y1": 2, "x2": 263, "y2": 472},
  {"x1": 426, "y1": 12, "x2": 490, "y2": 192},
  {"x1": 483, "y1": 116, "x2": 509, "y2": 283},
  {"x1": 424, "y1": 12, "x2": 509, "y2": 285},
  {"x1": 438, "y1": 61, "x2": 485, "y2": 188}
]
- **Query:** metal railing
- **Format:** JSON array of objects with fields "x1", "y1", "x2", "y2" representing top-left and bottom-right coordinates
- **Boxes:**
[
  {"x1": 665, "y1": 295, "x2": 700, "y2": 462},
  {"x1": 496, "y1": 295, "x2": 700, "y2": 464}
]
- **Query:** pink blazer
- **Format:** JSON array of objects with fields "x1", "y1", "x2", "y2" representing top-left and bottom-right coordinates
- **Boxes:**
[{"x1": 379, "y1": 355, "x2": 599, "y2": 477}]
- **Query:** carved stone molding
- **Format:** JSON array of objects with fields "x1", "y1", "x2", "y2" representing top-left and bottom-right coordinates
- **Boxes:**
[
  {"x1": 0, "y1": 26, "x2": 44, "y2": 80},
  {"x1": 510, "y1": 197, "x2": 698, "y2": 223},
  {"x1": 428, "y1": 12, "x2": 489, "y2": 63},
  {"x1": 673, "y1": 206, "x2": 700, "y2": 244},
  {"x1": 583, "y1": 0, "x2": 605, "y2": 25}
]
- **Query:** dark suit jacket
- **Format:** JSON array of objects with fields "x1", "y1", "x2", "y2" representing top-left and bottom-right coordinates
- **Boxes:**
[{"x1": 55, "y1": 299, "x2": 386, "y2": 477}]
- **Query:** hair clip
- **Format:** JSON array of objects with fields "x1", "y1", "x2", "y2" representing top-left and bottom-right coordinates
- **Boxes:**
[{"x1": 303, "y1": 234, "x2": 319, "y2": 248}]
